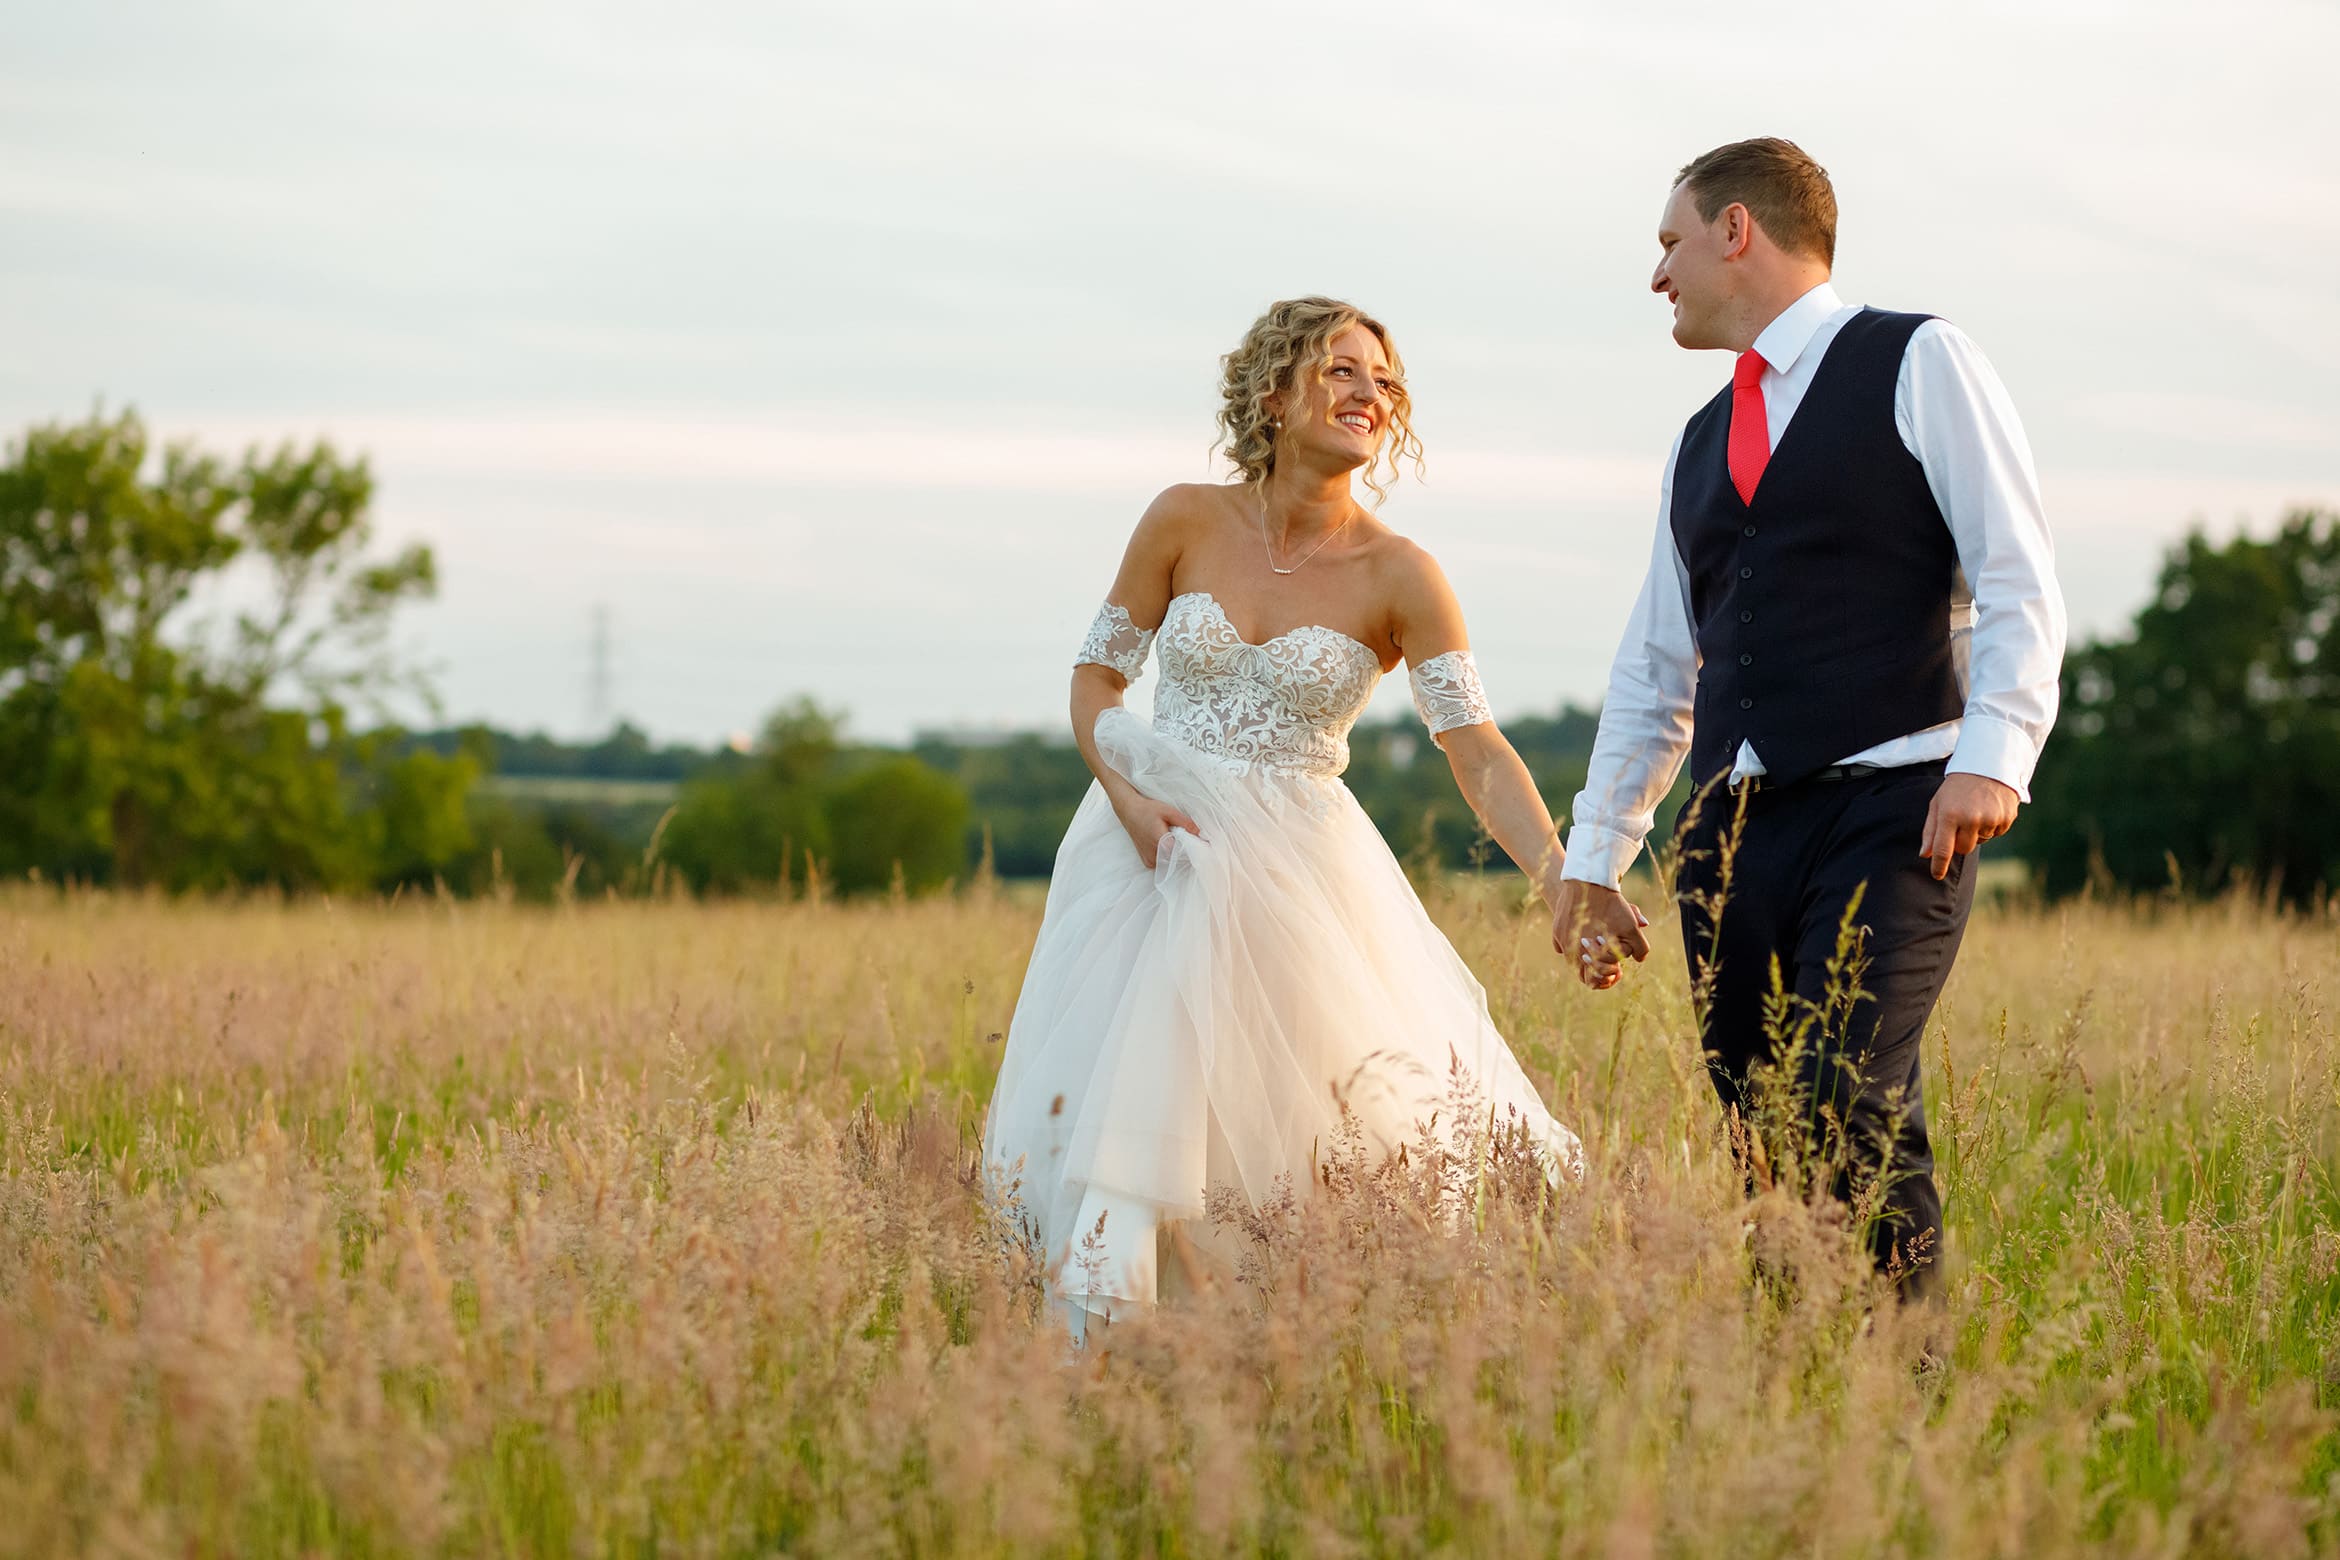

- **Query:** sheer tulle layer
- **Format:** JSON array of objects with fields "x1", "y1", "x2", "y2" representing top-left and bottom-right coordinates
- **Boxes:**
[{"x1": 983, "y1": 708, "x2": 1581, "y2": 1327}]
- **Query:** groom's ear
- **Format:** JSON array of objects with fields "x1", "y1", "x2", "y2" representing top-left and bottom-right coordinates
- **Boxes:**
[{"x1": 1719, "y1": 202, "x2": 1759, "y2": 262}]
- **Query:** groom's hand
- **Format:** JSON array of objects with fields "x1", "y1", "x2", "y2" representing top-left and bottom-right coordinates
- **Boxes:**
[
  {"x1": 1920, "y1": 772, "x2": 2020, "y2": 881},
  {"x1": 1552, "y1": 880, "x2": 1651, "y2": 991}
]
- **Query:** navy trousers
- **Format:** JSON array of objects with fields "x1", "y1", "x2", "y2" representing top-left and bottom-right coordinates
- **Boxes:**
[{"x1": 1671, "y1": 759, "x2": 1975, "y2": 1301}]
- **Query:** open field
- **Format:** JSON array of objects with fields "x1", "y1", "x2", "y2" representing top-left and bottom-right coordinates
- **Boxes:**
[
  {"x1": 476, "y1": 776, "x2": 684, "y2": 808},
  {"x1": 2, "y1": 883, "x2": 2337, "y2": 1557}
]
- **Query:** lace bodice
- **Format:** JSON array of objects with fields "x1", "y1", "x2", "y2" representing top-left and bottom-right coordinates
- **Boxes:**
[
  {"x1": 1075, "y1": 592, "x2": 1495, "y2": 779},
  {"x1": 1145, "y1": 593, "x2": 1380, "y2": 777}
]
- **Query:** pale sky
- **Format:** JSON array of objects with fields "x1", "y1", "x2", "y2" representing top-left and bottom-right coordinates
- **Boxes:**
[{"x1": 5, "y1": 1, "x2": 2336, "y2": 744}]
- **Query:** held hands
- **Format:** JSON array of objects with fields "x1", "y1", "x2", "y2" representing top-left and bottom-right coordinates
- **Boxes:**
[
  {"x1": 1551, "y1": 879, "x2": 1652, "y2": 992},
  {"x1": 1919, "y1": 773, "x2": 2019, "y2": 881},
  {"x1": 1111, "y1": 786, "x2": 1202, "y2": 870}
]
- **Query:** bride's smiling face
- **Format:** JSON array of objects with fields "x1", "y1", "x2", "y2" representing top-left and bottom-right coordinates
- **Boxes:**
[{"x1": 1267, "y1": 325, "x2": 1402, "y2": 475}]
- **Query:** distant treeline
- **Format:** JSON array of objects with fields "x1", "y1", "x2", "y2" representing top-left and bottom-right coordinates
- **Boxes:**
[
  {"x1": 384, "y1": 700, "x2": 1635, "y2": 901},
  {"x1": 406, "y1": 722, "x2": 706, "y2": 783},
  {"x1": 5, "y1": 410, "x2": 2335, "y2": 903}
]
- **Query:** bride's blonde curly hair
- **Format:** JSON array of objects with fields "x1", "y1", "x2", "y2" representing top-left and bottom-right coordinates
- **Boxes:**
[{"x1": 1215, "y1": 296, "x2": 1424, "y2": 507}]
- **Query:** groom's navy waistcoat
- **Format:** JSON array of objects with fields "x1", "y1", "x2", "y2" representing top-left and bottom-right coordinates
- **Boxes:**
[{"x1": 1671, "y1": 307, "x2": 1964, "y2": 791}]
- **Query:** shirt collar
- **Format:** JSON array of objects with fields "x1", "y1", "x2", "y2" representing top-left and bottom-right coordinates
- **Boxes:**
[{"x1": 1750, "y1": 281, "x2": 1845, "y2": 375}]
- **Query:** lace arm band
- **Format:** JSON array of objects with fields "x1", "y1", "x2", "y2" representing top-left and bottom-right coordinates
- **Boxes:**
[
  {"x1": 1074, "y1": 601, "x2": 1156, "y2": 683},
  {"x1": 1409, "y1": 650, "x2": 1493, "y2": 736}
]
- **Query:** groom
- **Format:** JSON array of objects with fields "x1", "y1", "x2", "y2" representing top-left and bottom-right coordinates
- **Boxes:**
[{"x1": 1554, "y1": 138, "x2": 2067, "y2": 1301}]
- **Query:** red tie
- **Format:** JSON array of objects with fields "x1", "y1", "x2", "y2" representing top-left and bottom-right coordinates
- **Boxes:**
[{"x1": 1728, "y1": 349, "x2": 1770, "y2": 505}]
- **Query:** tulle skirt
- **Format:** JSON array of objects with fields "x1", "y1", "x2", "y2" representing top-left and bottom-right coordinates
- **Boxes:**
[{"x1": 981, "y1": 707, "x2": 1582, "y2": 1338}]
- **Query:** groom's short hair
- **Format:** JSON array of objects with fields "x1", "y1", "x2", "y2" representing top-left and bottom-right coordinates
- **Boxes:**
[{"x1": 1675, "y1": 138, "x2": 1837, "y2": 267}]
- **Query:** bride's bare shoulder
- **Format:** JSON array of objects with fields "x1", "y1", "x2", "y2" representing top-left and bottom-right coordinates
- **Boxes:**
[
  {"x1": 1368, "y1": 530, "x2": 1454, "y2": 597},
  {"x1": 1113, "y1": 483, "x2": 1243, "y2": 583},
  {"x1": 1367, "y1": 532, "x2": 1466, "y2": 645},
  {"x1": 1126, "y1": 482, "x2": 1251, "y2": 555},
  {"x1": 1141, "y1": 481, "x2": 1249, "y2": 523}
]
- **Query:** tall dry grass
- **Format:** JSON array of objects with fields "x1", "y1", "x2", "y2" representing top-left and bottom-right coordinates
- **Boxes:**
[{"x1": 1, "y1": 880, "x2": 2336, "y2": 1556}]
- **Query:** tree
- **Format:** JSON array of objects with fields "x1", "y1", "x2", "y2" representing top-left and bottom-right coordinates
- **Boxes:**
[
  {"x1": 658, "y1": 700, "x2": 837, "y2": 894},
  {"x1": 369, "y1": 745, "x2": 484, "y2": 888},
  {"x1": 657, "y1": 698, "x2": 971, "y2": 898},
  {"x1": 2022, "y1": 509, "x2": 2340, "y2": 902},
  {"x1": 910, "y1": 731, "x2": 1093, "y2": 878},
  {"x1": 826, "y1": 756, "x2": 971, "y2": 895},
  {"x1": 0, "y1": 408, "x2": 463, "y2": 890}
]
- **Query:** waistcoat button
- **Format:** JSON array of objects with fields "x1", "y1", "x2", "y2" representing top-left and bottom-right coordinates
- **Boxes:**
[
  {"x1": 1739, "y1": 609, "x2": 1753, "y2": 623},
  {"x1": 1738, "y1": 566, "x2": 1753, "y2": 580},
  {"x1": 1738, "y1": 697, "x2": 1754, "y2": 710},
  {"x1": 1738, "y1": 653, "x2": 1753, "y2": 666},
  {"x1": 1742, "y1": 525, "x2": 1758, "y2": 538}
]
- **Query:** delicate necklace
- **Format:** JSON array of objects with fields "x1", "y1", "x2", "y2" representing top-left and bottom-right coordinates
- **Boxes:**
[{"x1": 1258, "y1": 486, "x2": 1357, "y2": 576}]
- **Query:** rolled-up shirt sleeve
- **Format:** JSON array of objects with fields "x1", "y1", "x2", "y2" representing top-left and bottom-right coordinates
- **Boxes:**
[
  {"x1": 1563, "y1": 431, "x2": 1700, "y2": 891},
  {"x1": 1899, "y1": 322, "x2": 2068, "y2": 800}
]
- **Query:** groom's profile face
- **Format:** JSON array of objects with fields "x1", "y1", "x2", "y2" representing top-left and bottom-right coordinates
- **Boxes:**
[{"x1": 1652, "y1": 180, "x2": 1731, "y2": 351}]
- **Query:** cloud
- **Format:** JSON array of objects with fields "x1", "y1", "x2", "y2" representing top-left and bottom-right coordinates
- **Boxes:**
[
  {"x1": 2045, "y1": 470, "x2": 2340, "y2": 537},
  {"x1": 130, "y1": 407, "x2": 1661, "y2": 505},
  {"x1": 2071, "y1": 392, "x2": 2340, "y2": 454}
]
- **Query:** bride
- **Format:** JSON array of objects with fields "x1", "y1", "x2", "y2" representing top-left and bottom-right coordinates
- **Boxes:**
[{"x1": 984, "y1": 296, "x2": 1590, "y2": 1343}]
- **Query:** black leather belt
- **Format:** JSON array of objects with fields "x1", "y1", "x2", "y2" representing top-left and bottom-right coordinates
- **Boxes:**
[{"x1": 1730, "y1": 761, "x2": 1886, "y2": 795}]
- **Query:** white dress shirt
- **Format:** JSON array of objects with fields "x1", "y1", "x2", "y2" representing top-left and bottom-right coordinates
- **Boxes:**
[{"x1": 1561, "y1": 283, "x2": 2068, "y2": 890}]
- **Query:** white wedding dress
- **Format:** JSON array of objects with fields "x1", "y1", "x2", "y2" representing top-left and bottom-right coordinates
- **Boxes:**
[{"x1": 983, "y1": 590, "x2": 1583, "y2": 1340}]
